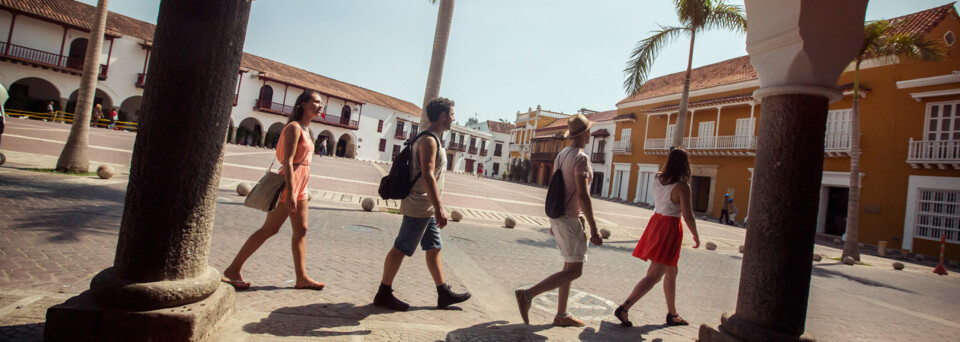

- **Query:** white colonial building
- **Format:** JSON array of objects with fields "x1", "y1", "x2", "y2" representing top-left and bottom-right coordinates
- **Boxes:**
[
  {"x1": 0, "y1": 0, "x2": 437, "y2": 164},
  {"x1": 580, "y1": 110, "x2": 617, "y2": 198},
  {"x1": 467, "y1": 120, "x2": 514, "y2": 179}
]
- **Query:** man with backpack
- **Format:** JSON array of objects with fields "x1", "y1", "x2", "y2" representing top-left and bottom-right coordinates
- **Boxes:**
[
  {"x1": 374, "y1": 97, "x2": 471, "y2": 311},
  {"x1": 515, "y1": 114, "x2": 602, "y2": 327}
]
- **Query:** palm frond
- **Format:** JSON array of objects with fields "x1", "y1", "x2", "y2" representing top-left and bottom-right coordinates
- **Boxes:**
[
  {"x1": 675, "y1": 0, "x2": 712, "y2": 28},
  {"x1": 704, "y1": 1, "x2": 746, "y2": 34},
  {"x1": 861, "y1": 19, "x2": 947, "y2": 64},
  {"x1": 623, "y1": 25, "x2": 689, "y2": 95}
]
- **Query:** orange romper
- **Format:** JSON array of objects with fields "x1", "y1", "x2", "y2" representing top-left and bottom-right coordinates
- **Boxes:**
[{"x1": 276, "y1": 123, "x2": 313, "y2": 203}]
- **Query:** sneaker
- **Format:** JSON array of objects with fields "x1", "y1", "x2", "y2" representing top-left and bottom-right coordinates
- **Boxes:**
[
  {"x1": 553, "y1": 314, "x2": 585, "y2": 327},
  {"x1": 515, "y1": 289, "x2": 531, "y2": 324},
  {"x1": 374, "y1": 287, "x2": 410, "y2": 311},
  {"x1": 437, "y1": 284, "x2": 471, "y2": 308}
]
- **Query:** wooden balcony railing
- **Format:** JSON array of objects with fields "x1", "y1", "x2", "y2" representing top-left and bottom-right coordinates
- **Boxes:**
[
  {"x1": 591, "y1": 152, "x2": 605, "y2": 164},
  {"x1": 907, "y1": 139, "x2": 960, "y2": 169},
  {"x1": 395, "y1": 130, "x2": 407, "y2": 139},
  {"x1": 480, "y1": 148, "x2": 488, "y2": 156},
  {"x1": 468, "y1": 146, "x2": 478, "y2": 154},
  {"x1": 136, "y1": 73, "x2": 146, "y2": 88},
  {"x1": 0, "y1": 41, "x2": 107, "y2": 79},
  {"x1": 449, "y1": 143, "x2": 466, "y2": 152},
  {"x1": 254, "y1": 98, "x2": 294, "y2": 115},
  {"x1": 612, "y1": 140, "x2": 632, "y2": 154},
  {"x1": 314, "y1": 113, "x2": 359, "y2": 130},
  {"x1": 531, "y1": 152, "x2": 558, "y2": 161}
]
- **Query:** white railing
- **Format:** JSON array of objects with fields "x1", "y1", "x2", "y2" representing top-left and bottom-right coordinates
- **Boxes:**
[
  {"x1": 612, "y1": 140, "x2": 632, "y2": 154},
  {"x1": 824, "y1": 131, "x2": 851, "y2": 151},
  {"x1": 509, "y1": 144, "x2": 521, "y2": 152},
  {"x1": 646, "y1": 135, "x2": 758, "y2": 150},
  {"x1": 644, "y1": 138, "x2": 667, "y2": 150},
  {"x1": 908, "y1": 139, "x2": 960, "y2": 164}
]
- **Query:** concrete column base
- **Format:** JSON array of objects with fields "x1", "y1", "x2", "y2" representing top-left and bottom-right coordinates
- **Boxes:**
[
  {"x1": 699, "y1": 313, "x2": 816, "y2": 342},
  {"x1": 44, "y1": 283, "x2": 235, "y2": 342}
]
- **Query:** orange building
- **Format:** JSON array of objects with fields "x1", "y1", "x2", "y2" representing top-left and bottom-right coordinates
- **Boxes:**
[
  {"x1": 611, "y1": 4, "x2": 960, "y2": 259},
  {"x1": 508, "y1": 105, "x2": 571, "y2": 179}
]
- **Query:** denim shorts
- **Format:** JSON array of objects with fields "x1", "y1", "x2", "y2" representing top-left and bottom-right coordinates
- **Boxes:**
[{"x1": 394, "y1": 216, "x2": 443, "y2": 256}]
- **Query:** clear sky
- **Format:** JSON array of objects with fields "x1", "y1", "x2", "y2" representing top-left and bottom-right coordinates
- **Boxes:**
[{"x1": 80, "y1": 0, "x2": 957, "y2": 123}]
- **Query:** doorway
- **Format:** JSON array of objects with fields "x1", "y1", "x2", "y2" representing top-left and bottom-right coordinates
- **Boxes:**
[
  {"x1": 691, "y1": 176, "x2": 711, "y2": 212},
  {"x1": 591, "y1": 172, "x2": 604, "y2": 196},
  {"x1": 465, "y1": 159, "x2": 475, "y2": 173},
  {"x1": 336, "y1": 137, "x2": 347, "y2": 157},
  {"x1": 824, "y1": 187, "x2": 849, "y2": 236},
  {"x1": 447, "y1": 154, "x2": 454, "y2": 171}
]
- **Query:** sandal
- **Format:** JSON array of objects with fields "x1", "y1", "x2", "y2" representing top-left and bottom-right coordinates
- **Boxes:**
[
  {"x1": 221, "y1": 278, "x2": 251, "y2": 291},
  {"x1": 294, "y1": 282, "x2": 325, "y2": 291},
  {"x1": 666, "y1": 313, "x2": 689, "y2": 326},
  {"x1": 614, "y1": 305, "x2": 633, "y2": 327}
]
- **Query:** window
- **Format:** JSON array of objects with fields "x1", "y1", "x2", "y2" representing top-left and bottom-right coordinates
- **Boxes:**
[
  {"x1": 915, "y1": 188, "x2": 960, "y2": 243},
  {"x1": 378, "y1": 120, "x2": 384, "y2": 132},
  {"x1": 621, "y1": 128, "x2": 632, "y2": 141},
  {"x1": 735, "y1": 118, "x2": 756, "y2": 148},
  {"x1": 925, "y1": 101, "x2": 960, "y2": 141},
  {"x1": 945, "y1": 31, "x2": 956, "y2": 46},
  {"x1": 825, "y1": 109, "x2": 852, "y2": 150},
  {"x1": 411, "y1": 124, "x2": 419, "y2": 136},
  {"x1": 392, "y1": 145, "x2": 401, "y2": 161},
  {"x1": 396, "y1": 121, "x2": 405, "y2": 137},
  {"x1": 697, "y1": 121, "x2": 715, "y2": 148},
  {"x1": 665, "y1": 125, "x2": 675, "y2": 145},
  {"x1": 379, "y1": 139, "x2": 386, "y2": 152},
  {"x1": 495, "y1": 143, "x2": 503, "y2": 157}
]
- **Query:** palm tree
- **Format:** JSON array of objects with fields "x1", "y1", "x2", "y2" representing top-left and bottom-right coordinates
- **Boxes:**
[
  {"x1": 420, "y1": 0, "x2": 455, "y2": 128},
  {"x1": 842, "y1": 19, "x2": 947, "y2": 261},
  {"x1": 623, "y1": 0, "x2": 746, "y2": 148},
  {"x1": 57, "y1": 0, "x2": 110, "y2": 173}
]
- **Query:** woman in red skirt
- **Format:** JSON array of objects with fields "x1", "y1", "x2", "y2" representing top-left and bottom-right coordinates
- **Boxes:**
[{"x1": 614, "y1": 147, "x2": 700, "y2": 327}]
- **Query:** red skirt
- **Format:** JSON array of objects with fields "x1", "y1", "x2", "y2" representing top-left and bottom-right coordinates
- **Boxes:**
[{"x1": 632, "y1": 213, "x2": 683, "y2": 267}]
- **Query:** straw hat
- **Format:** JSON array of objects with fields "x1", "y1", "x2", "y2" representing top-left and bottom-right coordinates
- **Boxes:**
[{"x1": 563, "y1": 113, "x2": 595, "y2": 138}]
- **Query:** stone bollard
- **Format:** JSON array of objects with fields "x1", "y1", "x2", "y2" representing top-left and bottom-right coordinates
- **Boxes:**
[
  {"x1": 450, "y1": 209, "x2": 463, "y2": 222},
  {"x1": 236, "y1": 183, "x2": 251, "y2": 196},
  {"x1": 739, "y1": 245, "x2": 745, "y2": 254},
  {"x1": 599, "y1": 228, "x2": 611, "y2": 239},
  {"x1": 361, "y1": 198, "x2": 375, "y2": 212},
  {"x1": 842, "y1": 256, "x2": 856, "y2": 265},
  {"x1": 96, "y1": 165, "x2": 115, "y2": 179},
  {"x1": 916, "y1": 254, "x2": 925, "y2": 262},
  {"x1": 705, "y1": 242, "x2": 717, "y2": 251},
  {"x1": 892, "y1": 262, "x2": 904, "y2": 270},
  {"x1": 878, "y1": 241, "x2": 887, "y2": 257},
  {"x1": 0, "y1": 152, "x2": 5, "y2": 166},
  {"x1": 504, "y1": 217, "x2": 516, "y2": 229},
  {"x1": 833, "y1": 238, "x2": 842, "y2": 245},
  {"x1": 812, "y1": 254, "x2": 822, "y2": 262}
]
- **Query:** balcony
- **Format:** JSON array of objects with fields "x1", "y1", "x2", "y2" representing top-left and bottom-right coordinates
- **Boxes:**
[
  {"x1": 468, "y1": 146, "x2": 478, "y2": 154},
  {"x1": 612, "y1": 140, "x2": 632, "y2": 155},
  {"x1": 480, "y1": 148, "x2": 488, "y2": 156},
  {"x1": 907, "y1": 139, "x2": 960, "y2": 169},
  {"x1": 314, "y1": 113, "x2": 359, "y2": 130},
  {"x1": 591, "y1": 152, "x2": 606, "y2": 164},
  {"x1": 824, "y1": 131, "x2": 852, "y2": 157},
  {"x1": 0, "y1": 41, "x2": 107, "y2": 79},
  {"x1": 136, "y1": 73, "x2": 146, "y2": 88},
  {"x1": 408, "y1": 131, "x2": 419, "y2": 140},
  {"x1": 395, "y1": 130, "x2": 407, "y2": 140},
  {"x1": 254, "y1": 98, "x2": 293, "y2": 115},
  {"x1": 509, "y1": 144, "x2": 521, "y2": 152},
  {"x1": 532, "y1": 152, "x2": 558, "y2": 161},
  {"x1": 644, "y1": 135, "x2": 758, "y2": 156},
  {"x1": 449, "y1": 143, "x2": 465, "y2": 152}
]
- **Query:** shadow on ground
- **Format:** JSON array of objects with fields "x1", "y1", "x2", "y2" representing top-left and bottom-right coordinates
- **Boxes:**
[
  {"x1": 242, "y1": 302, "x2": 373, "y2": 338},
  {"x1": 812, "y1": 263, "x2": 916, "y2": 294}
]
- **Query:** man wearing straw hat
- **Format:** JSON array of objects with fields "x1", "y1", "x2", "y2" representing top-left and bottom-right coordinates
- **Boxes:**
[{"x1": 515, "y1": 113, "x2": 603, "y2": 327}]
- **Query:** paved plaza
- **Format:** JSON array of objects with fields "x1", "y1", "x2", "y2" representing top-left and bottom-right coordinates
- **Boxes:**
[{"x1": 1, "y1": 119, "x2": 960, "y2": 341}]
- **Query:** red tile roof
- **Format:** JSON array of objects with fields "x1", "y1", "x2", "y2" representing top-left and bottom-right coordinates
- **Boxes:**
[
  {"x1": 585, "y1": 109, "x2": 618, "y2": 122},
  {"x1": 0, "y1": 0, "x2": 421, "y2": 116},
  {"x1": 642, "y1": 94, "x2": 754, "y2": 113},
  {"x1": 617, "y1": 3, "x2": 958, "y2": 106},
  {"x1": 485, "y1": 120, "x2": 515, "y2": 134}
]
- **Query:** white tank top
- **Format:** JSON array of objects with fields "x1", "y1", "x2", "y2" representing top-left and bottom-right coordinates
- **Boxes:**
[{"x1": 653, "y1": 176, "x2": 682, "y2": 217}]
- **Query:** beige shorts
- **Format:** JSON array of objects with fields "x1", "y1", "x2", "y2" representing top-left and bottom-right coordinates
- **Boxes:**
[{"x1": 551, "y1": 215, "x2": 588, "y2": 263}]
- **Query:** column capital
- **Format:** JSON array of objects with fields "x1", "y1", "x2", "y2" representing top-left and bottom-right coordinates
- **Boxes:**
[{"x1": 745, "y1": 0, "x2": 868, "y2": 103}]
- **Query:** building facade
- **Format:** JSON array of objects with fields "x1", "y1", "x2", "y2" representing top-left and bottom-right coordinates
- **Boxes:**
[
  {"x1": 611, "y1": 4, "x2": 960, "y2": 259},
  {"x1": 468, "y1": 120, "x2": 514, "y2": 179},
  {"x1": 507, "y1": 105, "x2": 571, "y2": 181}
]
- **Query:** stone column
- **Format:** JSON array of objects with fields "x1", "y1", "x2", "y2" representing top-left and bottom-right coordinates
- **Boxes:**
[
  {"x1": 45, "y1": 0, "x2": 251, "y2": 341},
  {"x1": 699, "y1": 1, "x2": 866, "y2": 341},
  {"x1": 227, "y1": 125, "x2": 236, "y2": 144}
]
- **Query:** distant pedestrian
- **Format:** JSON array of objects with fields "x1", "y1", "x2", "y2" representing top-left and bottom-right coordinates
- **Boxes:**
[
  {"x1": 727, "y1": 198, "x2": 739, "y2": 225},
  {"x1": 222, "y1": 90, "x2": 326, "y2": 291},
  {"x1": 108, "y1": 108, "x2": 118, "y2": 129},
  {"x1": 613, "y1": 147, "x2": 700, "y2": 328},
  {"x1": 317, "y1": 136, "x2": 328, "y2": 156},
  {"x1": 515, "y1": 114, "x2": 603, "y2": 327},
  {"x1": 46, "y1": 101, "x2": 56, "y2": 122},
  {"x1": 91, "y1": 104, "x2": 103, "y2": 128},
  {"x1": 477, "y1": 163, "x2": 484, "y2": 179},
  {"x1": 373, "y1": 97, "x2": 471, "y2": 311},
  {"x1": 720, "y1": 194, "x2": 732, "y2": 224}
]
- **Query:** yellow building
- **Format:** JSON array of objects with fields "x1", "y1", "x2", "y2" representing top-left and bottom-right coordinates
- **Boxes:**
[
  {"x1": 507, "y1": 105, "x2": 571, "y2": 177},
  {"x1": 612, "y1": 4, "x2": 960, "y2": 259}
]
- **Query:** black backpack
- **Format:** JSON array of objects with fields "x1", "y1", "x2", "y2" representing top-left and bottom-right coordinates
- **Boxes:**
[
  {"x1": 378, "y1": 131, "x2": 441, "y2": 200},
  {"x1": 544, "y1": 151, "x2": 576, "y2": 219}
]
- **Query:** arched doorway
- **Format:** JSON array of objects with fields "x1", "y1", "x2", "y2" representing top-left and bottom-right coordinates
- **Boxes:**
[
  {"x1": 66, "y1": 38, "x2": 88, "y2": 70},
  {"x1": 340, "y1": 104, "x2": 351, "y2": 125},
  {"x1": 4, "y1": 77, "x2": 61, "y2": 113},
  {"x1": 67, "y1": 88, "x2": 113, "y2": 116},
  {"x1": 259, "y1": 85, "x2": 273, "y2": 106},
  {"x1": 265, "y1": 122, "x2": 285, "y2": 149},
  {"x1": 335, "y1": 133, "x2": 356, "y2": 158},
  {"x1": 237, "y1": 117, "x2": 263, "y2": 147},
  {"x1": 317, "y1": 130, "x2": 335, "y2": 156},
  {"x1": 119, "y1": 96, "x2": 143, "y2": 123}
]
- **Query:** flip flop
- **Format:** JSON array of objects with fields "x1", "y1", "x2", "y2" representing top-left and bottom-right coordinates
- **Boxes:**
[
  {"x1": 221, "y1": 278, "x2": 251, "y2": 291},
  {"x1": 294, "y1": 282, "x2": 325, "y2": 291}
]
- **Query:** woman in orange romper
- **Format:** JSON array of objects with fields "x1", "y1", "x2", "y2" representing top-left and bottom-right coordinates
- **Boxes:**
[
  {"x1": 222, "y1": 90, "x2": 325, "y2": 291},
  {"x1": 614, "y1": 147, "x2": 700, "y2": 327}
]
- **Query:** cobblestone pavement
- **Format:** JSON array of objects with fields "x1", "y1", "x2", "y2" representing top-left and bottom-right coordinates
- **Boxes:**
[{"x1": 3, "y1": 124, "x2": 960, "y2": 341}]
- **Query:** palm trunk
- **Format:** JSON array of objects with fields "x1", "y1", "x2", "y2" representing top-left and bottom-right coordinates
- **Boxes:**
[
  {"x1": 672, "y1": 30, "x2": 696, "y2": 148},
  {"x1": 420, "y1": 0, "x2": 455, "y2": 127},
  {"x1": 842, "y1": 63, "x2": 862, "y2": 261},
  {"x1": 56, "y1": 0, "x2": 109, "y2": 173}
]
